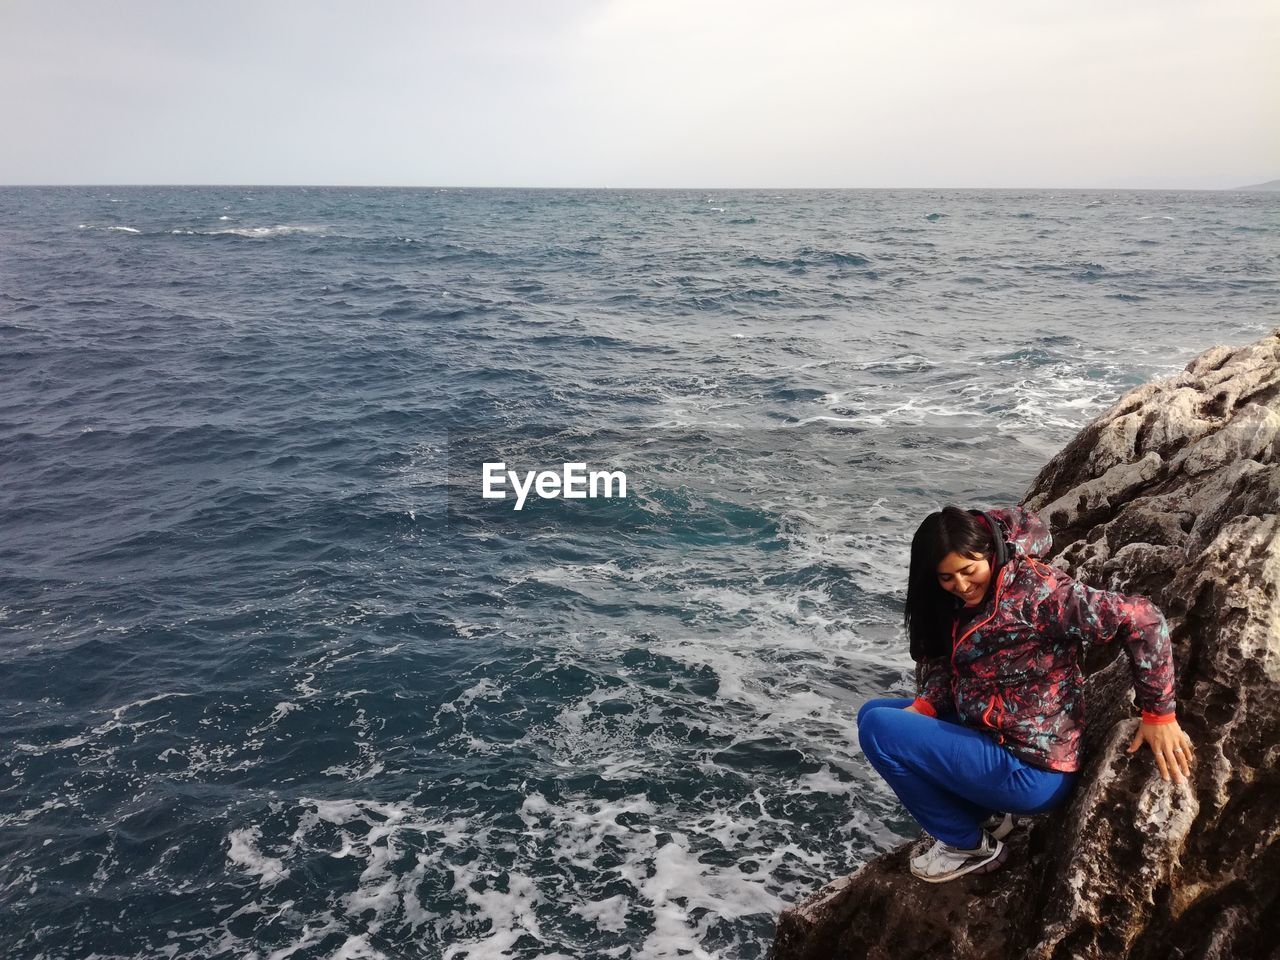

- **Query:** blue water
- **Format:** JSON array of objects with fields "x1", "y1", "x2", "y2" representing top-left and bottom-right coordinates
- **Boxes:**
[{"x1": 1, "y1": 187, "x2": 1276, "y2": 959}]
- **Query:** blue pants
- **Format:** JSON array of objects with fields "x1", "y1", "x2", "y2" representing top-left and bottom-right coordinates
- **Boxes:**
[{"x1": 856, "y1": 697, "x2": 1079, "y2": 848}]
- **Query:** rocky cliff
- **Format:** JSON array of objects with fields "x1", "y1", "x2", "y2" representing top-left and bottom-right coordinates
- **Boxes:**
[{"x1": 770, "y1": 330, "x2": 1280, "y2": 960}]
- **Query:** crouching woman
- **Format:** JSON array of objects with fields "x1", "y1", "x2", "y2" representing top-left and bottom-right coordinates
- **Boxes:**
[{"x1": 856, "y1": 504, "x2": 1194, "y2": 883}]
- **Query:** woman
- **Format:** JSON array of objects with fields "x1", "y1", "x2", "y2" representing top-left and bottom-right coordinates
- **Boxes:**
[{"x1": 856, "y1": 505, "x2": 1194, "y2": 883}]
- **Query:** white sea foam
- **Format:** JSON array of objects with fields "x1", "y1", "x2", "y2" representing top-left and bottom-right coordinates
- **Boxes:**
[
  {"x1": 855, "y1": 352, "x2": 936, "y2": 372},
  {"x1": 227, "y1": 827, "x2": 290, "y2": 886},
  {"x1": 569, "y1": 892, "x2": 629, "y2": 932},
  {"x1": 635, "y1": 833, "x2": 785, "y2": 959},
  {"x1": 434, "y1": 677, "x2": 504, "y2": 717},
  {"x1": 171, "y1": 224, "x2": 328, "y2": 238},
  {"x1": 443, "y1": 864, "x2": 546, "y2": 960},
  {"x1": 14, "y1": 691, "x2": 193, "y2": 756},
  {"x1": 321, "y1": 934, "x2": 390, "y2": 959},
  {"x1": 793, "y1": 763, "x2": 857, "y2": 796},
  {"x1": 0, "y1": 798, "x2": 68, "y2": 828},
  {"x1": 249, "y1": 700, "x2": 301, "y2": 735},
  {"x1": 110, "y1": 691, "x2": 193, "y2": 720},
  {"x1": 213, "y1": 759, "x2": 843, "y2": 959},
  {"x1": 789, "y1": 414, "x2": 870, "y2": 427}
]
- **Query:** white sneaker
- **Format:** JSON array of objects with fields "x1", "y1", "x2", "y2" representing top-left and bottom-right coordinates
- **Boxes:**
[
  {"x1": 909, "y1": 830, "x2": 1008, "y2": 883},
  {"x1": 981, "y1": 812, "x2": 1018, "y2": 841}
]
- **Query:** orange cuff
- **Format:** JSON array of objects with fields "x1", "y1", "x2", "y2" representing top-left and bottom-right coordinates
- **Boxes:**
[
  {"x1": 911, "y1": 697, "x2": 938, "y2": 718},
  {"x1": 1141, "y1": 710, "x2": 1176, "y2": 725}
]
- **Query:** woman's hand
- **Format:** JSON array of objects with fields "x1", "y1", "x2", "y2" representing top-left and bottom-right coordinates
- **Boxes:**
[{"x1": 1126, "y1": 718, "x2": 1194, "y2": 783}]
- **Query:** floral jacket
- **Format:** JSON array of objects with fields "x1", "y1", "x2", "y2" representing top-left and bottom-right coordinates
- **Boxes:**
[{"x1": 911, "y1": 505, "x2": 1177, "y2": 773}]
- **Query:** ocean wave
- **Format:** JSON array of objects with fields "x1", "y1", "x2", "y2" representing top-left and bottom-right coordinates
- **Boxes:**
[
  {"x1": 171, "y1": 224, "x2": 329, "y2": 238},
  {"x1": 857, "y1": 353, "x2": 936, "y2": 373},
  {"x1": 739, "y1": 248, "x2": 871, "y2": 271}
]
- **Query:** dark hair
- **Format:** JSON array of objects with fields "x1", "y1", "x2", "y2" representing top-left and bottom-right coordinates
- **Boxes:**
[{"x1": 905, "y1": 506, "x2": 994, "y2": 661}]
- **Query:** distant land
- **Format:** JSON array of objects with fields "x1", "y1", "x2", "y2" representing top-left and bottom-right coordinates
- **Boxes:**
[{"x1": 1236, "y1": 179, "x2": 1280, "y2": 191}]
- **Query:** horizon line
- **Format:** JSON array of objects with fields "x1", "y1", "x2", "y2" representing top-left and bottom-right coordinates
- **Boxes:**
[{"x1": 1, "y1": 182, "x2": 1275, "y2": 192}]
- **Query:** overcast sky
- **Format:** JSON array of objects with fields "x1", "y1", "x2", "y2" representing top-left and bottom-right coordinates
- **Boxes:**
[{"x1": 1, "y1": 0, "x2": 1275, "y2": 188}]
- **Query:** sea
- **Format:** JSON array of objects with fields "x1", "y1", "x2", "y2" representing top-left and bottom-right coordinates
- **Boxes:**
[{"x1": 0, "y1": 186, "x2": 1276, "y2": 960}]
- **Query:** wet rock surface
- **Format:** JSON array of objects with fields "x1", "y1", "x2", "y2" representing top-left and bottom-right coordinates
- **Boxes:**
[{"x1": 770, "y1": 330, "x2": 1280, "y2": 960}]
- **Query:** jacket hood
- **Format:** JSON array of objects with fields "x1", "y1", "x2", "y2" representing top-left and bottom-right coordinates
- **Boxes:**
[{"x1": 976, "y1": 505, "x2": 1053, "y2": 563}]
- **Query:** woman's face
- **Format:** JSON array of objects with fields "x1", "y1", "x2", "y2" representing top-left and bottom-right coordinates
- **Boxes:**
[{"x1": 936, "y1": 551, "x2": 992, "y2": 607}]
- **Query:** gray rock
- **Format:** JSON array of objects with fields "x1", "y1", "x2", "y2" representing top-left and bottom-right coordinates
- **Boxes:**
[{"x1": 770, "y1": 328, "x2": 1280, "y2": 960}]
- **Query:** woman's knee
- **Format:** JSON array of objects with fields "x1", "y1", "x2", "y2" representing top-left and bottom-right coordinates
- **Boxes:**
[
  {"x1": 856, "y1": 696, "x2": 911, "y2": 729},
  {"x1": 857, "y1": 701, "x2": 905, "y2": 757}
]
